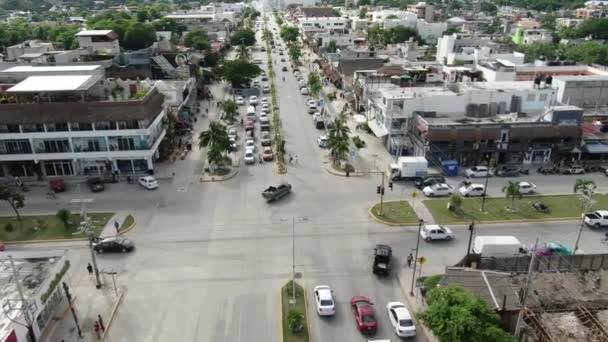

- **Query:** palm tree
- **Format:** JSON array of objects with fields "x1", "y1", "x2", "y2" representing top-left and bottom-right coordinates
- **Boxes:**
[
  {"x1": 222, "y1": 100, "x2": 238, "y2": 122},
  {"x1": 574, "y1": 178, "x2": 596, "y2": 198},
  {"x1": 198, "y1": 121, "x2": 231, "y2": 170},
  {"x1": 236, "y1": 44, "x2": 250, "y2": 61},
  {"x1": 502, "y1": 181, "x2": 522, "y2": 210},
  {"x1": 307, "y1": 72, "x2": 322, "y2": 98},
  {"x1": 328, "y1": 116, "x2": 351, "y2": 165}
]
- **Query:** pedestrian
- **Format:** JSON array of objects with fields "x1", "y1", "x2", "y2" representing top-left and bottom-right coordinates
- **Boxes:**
[
  {"x1": 406, "y1": 253, "x2": 413, "y2": 268},
  {"x1": 87, "y1": 263, "x2": 93, "y2": 275},
  {"x1": 289, "y1": 154, "x2": 293, "y2": 164},
  {"x1": 114, "y1": 221, "x2": 120, "y2": 234},
  {"x1": 98, "y1": 314, "x2": 105, "y2": 331},
  {"x1": 94, "y1": 321, "x2": 101, "y2": 339}
]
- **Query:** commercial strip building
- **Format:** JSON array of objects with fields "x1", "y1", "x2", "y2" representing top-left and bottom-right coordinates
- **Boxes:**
[{"x1": 0, "y1": 66, "x2": 166, "y2": 178}]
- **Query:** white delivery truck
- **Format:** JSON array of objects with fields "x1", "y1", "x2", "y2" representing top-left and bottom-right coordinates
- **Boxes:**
[
  {"x1": 389, "y1": 156, "x2": 428, "y2": 180},
  {"x1": 472, "y1": 236, "x2": 524, "y2": 257}
]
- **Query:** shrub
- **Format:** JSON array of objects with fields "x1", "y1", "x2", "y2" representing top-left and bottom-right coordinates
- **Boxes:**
[
  {"x1": 423, "y1": 274, "x2": 443, "y2": 289},
  {"x1": 56, "y1": 209, "x2": 71, "y2": 230},
  {"x1": 4, "y1": 223, "x2": 13, "y2": 232},
  {"x1": 352, "y1": 136, "x2": 366, "y2": 149},
  {"x1": 449, "y1": 194, "x2": 462, "y2": 209},
  {"x1": 287, "y1": 310, "x2": 304, "y2": 333},
  {"x1": 343, "y1": 163, "x2": 355, "y2": 173},
  {"x1": 285, "y1": 280, "x2": 300, "y2": 298}
]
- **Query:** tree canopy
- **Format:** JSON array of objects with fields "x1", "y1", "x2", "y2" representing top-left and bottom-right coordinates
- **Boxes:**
[
  {"x1": 123, "y1": 22, "x2": 157, "y2": 50},
  {"x1": 216, "y1": 60, "x2": 262, "y2": 88},
  {"x1": 517, "y1": 42, "x2": 608, "y2": 65},
  {"x1": 230, "y1": 28, "x2": 256, "y2": 47},
  {"x1": 184, "y1": 29, "x2": 210, "y2": 51},
  {"x1": 0, "y1": 19, "x2": 82, "y2": 49},
  {"x1": 388, "y1": 26, "x2": 422, "y2": 43},
  {"x1": 280, "y1": 26, "x2": 299, "y2": 43},
  {"x1": 417, "y1": 285, "x2": 514, "y2": 342},
  {"x1": 153, "y1": 17, "x2": 178, "y2": 33}
]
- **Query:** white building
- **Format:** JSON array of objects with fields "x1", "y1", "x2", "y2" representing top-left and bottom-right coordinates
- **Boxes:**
[
  {"x1": 5, "y1": 40, "x2": 54, "y2": 62},
  {"x1": 436, "y1": 33, "x2": 523, "y2": 65},
  {"x1": 313, "y1": 31, "x2": 360, "y2": 49},
  {"x1": 298, "y1": 17, "x2": 349, "y2": 34},
  {"x1": 556, "y1": 17, "x2": 584, "y2": 29},
  {"x1": 554, "y1": 75, "x2": 608, "y2": 108},
  {"x1": 76, "y1": 30, "x2": 121, "y2": 56},
  {"x1": 0, "y1": 68, "x2": 167, "y2": 178},
  {"x1": 370, "y1": 9, "x2": 446, "y2": 42}
]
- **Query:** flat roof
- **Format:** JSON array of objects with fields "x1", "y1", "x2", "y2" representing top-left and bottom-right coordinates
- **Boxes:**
[
  {"x1": 379, "y1": 86, "x2": 455, "y2": 99},
  {"x1": 7, "y1": 75, "x2": 100, "y2": 93},
  {"x1": 75, "y1": 30, "x2": 113, "y2": 36},
  {"x1": 1, "y1": 65, "x2": 102, "y2": 73},
  {"x1": 555, "y1": 75, "x2": 608, "y2": 82}
]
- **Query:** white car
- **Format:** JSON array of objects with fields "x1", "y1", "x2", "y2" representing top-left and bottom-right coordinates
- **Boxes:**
[
  {"x1": 244, "y1": 151, "x2": 256, "y2": 164},
  {"x1": 261, "y1": 97, "x2": 269, "y2": 104},
  {"x1": 300, "y1": 87, "x2": 309, "y2": 95},
  {"x1": 249, "y1": 95, "x2": 258, "y2": 105},
  {"x1": 259, "y1": 115, "x2": 270, "y2": 123},
  {"x1": 312, "y1": 112, "x2": 322, "y2": 121},
  {"x1": 228, "y1": 128, "x2": 237, "y2": 140},
  {"x1": 244, "y1": 139, "x2": 256, "y2": 152},
  {"x1": 263, "y1": 85, "x2": 270, "y2": 93},
  {"x1": 298, "y1": 79, "x2": 307, "y2": 87},
  {"x1": 464, "y1": 166, "x2": 492, "y2": 178},
  {"x1": 317, "y1": 135, "x2": 328, "y2": 148},
  {"x1": 313, "y1": 285, "x2": 335, "y2": 316},
  {"x1": 138, "y1": 176, "x2": 158, "y2": 190},
  {"x1": 459, "y1": 183, "x2": 486, "y2": 197},
  {"x1": 518, "y1": 181, "x2": 537, "y2": 194},
  {"x1": 422, "y1": 183, "x2": 453, "y2": 197},
  {"x1": 420, "y1": 224, "x2": 455, "y2": 241},
  {"x1": 261, "y1": 103, "x2": 269, "y2": 111},
  {"x1": 235, "y1": 96, "x2": 245, "y2": 105},
  {"x1": 386, "y1": 302, "x2": 416, "y2": 337}
]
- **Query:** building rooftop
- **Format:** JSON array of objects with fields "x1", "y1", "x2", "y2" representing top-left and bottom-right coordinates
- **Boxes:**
[
  {"x1": 165, "y1": 13, "x2": 214, "y2": 19},
  {"x1": 1, "y1": 65, "x2": 102, "y2": 73},
  {"x1": 554, "y1": 75, "x2": 608, "y2": 82},
  {"x1": 379, "y1": 86, "x2": 455, "y2": 99},
  {"x1": 6, "y1": 75, "x2": 101, "y2": 93},
  {"x1": 75, "y1": 30, "x2": 113, "y2": 36},
  {"x1": 463, "y1": 80, "x2": 539, "y2": 91}
]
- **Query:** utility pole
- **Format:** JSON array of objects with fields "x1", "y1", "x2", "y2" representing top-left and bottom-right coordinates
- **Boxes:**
[
  {"x1": 481, "y1": 156, "x2": 491, "y2": 212},
  {"x1": 410, "y1": 219, "x2": 424, "y2": 296},
  {"x1": 8, "y1": 255, "x2": 36, "y2": 342},
  {"x1": 379, "y1": 172, "x2": 385, "y2": 215},
  {"x1": 514, "y1": 238, "x2": 539, "y2": 338},
  {"x1": 71, "y1": 186, "x2": 101, "y2": 289},
  {"x1": 466, "y1": 221, "x2": 475, "y2": 259},
  {"x1": 574, "y1": 185, "x2": 595, "y2": 253},
  {"x1": 292, "y1": 217, "x2": 296, "y2": 304},
  {"x1": 62, "y1": 282, "x2": 83, "y2": 339}
]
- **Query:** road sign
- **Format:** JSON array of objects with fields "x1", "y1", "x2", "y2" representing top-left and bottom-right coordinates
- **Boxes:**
[{"x1": 294, "y1": 272, "x2": 302, "y2": 279}]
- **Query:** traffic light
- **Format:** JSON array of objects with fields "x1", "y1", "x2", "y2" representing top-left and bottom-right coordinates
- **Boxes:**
[
  {"x1": 377, "y1": 186, "x2": 381, "y2": 194},
  {"x1": 388, "y1": 182, "x2": 393, "y2": 191}
]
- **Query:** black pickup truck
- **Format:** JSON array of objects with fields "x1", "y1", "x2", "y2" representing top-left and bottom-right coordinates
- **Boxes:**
[
  {"x1": 262, "y1": 183, "x2": 292, "y2": 202},
  {"x1": 372, "y1": 244, "x2": 392, "y2": 276}
]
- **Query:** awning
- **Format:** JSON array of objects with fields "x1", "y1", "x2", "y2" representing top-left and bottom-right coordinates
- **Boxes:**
[
  {"x1": 354, "y1": 114, "x2": 367, "y2": 124},
  {"x1": 583, "y1": 143, "x2": 608, "y2": 154},
  {"x1": 368, "y1": 119, "x2": 388, "y2": 138}
]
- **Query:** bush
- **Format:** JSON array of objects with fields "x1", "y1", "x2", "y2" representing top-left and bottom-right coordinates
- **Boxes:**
[
  {"x1": 4, "y1": 223, "x2": 13, "y2": 232},
  {"x1": 422, "y1": 274, "x2": 443, "y2": 289},
  {"x1": 352, "y1": 136, "x2": 366, "y2": 149},
  {"x1": 285, "y1": 280, "x2": 300, "y2": 298},
  {"x1": 56, "y1": 209, "x2": 71, "y2": 230},
  {"x1": 449, "y1": 194, "x2": 462, "y2": 209},
  {"x1": 287, "y1": 310, "x2": 304, "y2": 333}
]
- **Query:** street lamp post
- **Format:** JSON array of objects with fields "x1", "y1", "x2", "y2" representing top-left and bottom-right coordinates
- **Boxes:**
[
  {"x1": 410, "y1": 219, "x2": 424, "y2": 296},
  {"x1": 71, "y1": 186, "x2": 101, "y2": 289},
  {"x1": 466, "y1": 221, "x2": 475, "y2": 258},
  {"x1": 291, "y1": 217, "x2": 296, "y2": 304},
  {"x1": 480, "y1": 156, "x2": 491, "y2": 212}
]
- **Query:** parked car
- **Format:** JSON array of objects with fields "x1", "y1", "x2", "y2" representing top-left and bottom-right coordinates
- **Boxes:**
[
  {"x1": 420, "y1": 224, "x2": 454, "y2": 241},
  {"x1": 249, "y1": 95, "x2": 258, "y2": 105},
  {"x1": 494, "y1": 164, "x2": 528, "y2": 177},
  {"x1": 559, "y1": 164, "x2": 585, "y2": 174},
  {"x1": 261, "y1": 132, "x2": 272, "y2": 146},
  {"x1": 263, "y1": 146, "x2": 274, "y2": 161},
  {"x1": 414, "y1": 175, "x2": 445, "y2": 189},
  {"x1": 459, "y1": 183, "x2": 485, "y2": 197},
  {"x1": 93, "y1": 237, "x2": 135, "y2": 253},
  {"x1": 518, "y1": 181, "x2": 537, "y2": 194},
  {"x1": 351, "y1": 296, "x2": 378, "y2": 334},
  {"x1": 244, "y1": 151, "x2": 256, "y2": 164},
  {"x1": 386, "y1": 302, "x2": 416, "y2": 337},
  {"x1": 300, "y1": 87, "x2": 309, "y2": 95},
  {"x1": 245, "y1": 139, "x2": 256, "y2": 152},
  {"x1": 228, "y1": 128, "x2": 238, "y2": 140},
  {"x1": 537, "y1": 164, "x2": 557, "y2": 174},
  {"x1": 464, "y1": 166, "x2": 492, "y2": 178},
  {"x1": 263, "y1": 85, "x2": 270, "y2": 93},
  {"x1": 138, "y1": 176, "x2": 158, "y2": 190},
  {"x1": 313, "y1": 285, "x2": 336, "y2": 316},
  {"x1": 86, "y1": 178, "x2": 105, "y2": 192},
  {"x1": 317, "y1": 135, "x2": 328, "y2": 148},
  {"x1": 422, "y1": 183, "x2": 453, "y2": 197}
]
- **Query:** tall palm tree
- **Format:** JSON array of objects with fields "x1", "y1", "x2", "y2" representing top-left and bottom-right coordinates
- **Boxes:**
[
  {"x1": 574, "y1": 178, "x2": 596, "y2": 198},
  {"x1": 236, "y1": 44, "x2": 250, "y2": 61},
  {"x1": 328, "y1": 116, "x2": 351, "y2": 165},
  {"x1": 198, "y1": 121, "x2": 230, "y2": 169},
  {"x1": 307, "y1": 72, "x2": 322, "y2": 98},
  {"x1": 222, "y1": 100, "x2": 238, "y2": 122},
  {"x1": 502, "y1": 181, "x2": 522, "y2": 209}
]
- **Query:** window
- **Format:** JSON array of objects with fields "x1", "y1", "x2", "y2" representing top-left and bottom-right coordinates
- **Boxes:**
[
  {"x1": 44, "y1": 160, "x2": 73, "y2": 176},
  {"x1": 34, "y1": 139, "x2": 71, "y2": 153},
  {"x1": 0, "y1": 124, "x2": 21, "y2": 133},
  {"x1": 22, "y1": 124, "x2": 44, "y2": 132},
  {"x1": 70, "y1": 122, "x2": 93, "y2": 131},
  {"x1": 117, "y1": 120, "x2": 139, "y2": 130},
  {"x1": 526, "y1": 94, "x2": 536, "y2": 102},
  {"x1": 117, "y1": 137, "x2": 136, "y2": 151},
  {"x1": 0, "y1": 140, "x2": 32, "y2": 154},
  {"x1": 45, "y1": 123, "x2": 68, "y2": 132},
  {"x1": 95, "y1": 121, "x2": 114, "y2": 130}
]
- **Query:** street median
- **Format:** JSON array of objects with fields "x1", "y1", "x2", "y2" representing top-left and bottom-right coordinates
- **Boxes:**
[
  {"x1": 280, "y1": 280, "x2": 310, "y2": 342},
  {"x1": 369, "y1": 201, "x2": 420, "y2": 226}
]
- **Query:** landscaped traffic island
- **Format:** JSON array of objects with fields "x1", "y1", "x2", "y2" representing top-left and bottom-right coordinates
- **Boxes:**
[
  {"x1": 0, "y1": 212, "x2": 113, "y2": 242},
  {"x1": 424, "y1": 194, "x2": 608, "y2": 224},
  {"x1": 281, "y1": 280, "x2": 309, "y2": 342},
  {"x1": 369, "y1": 200, "x2": 420, "y2": 226}
]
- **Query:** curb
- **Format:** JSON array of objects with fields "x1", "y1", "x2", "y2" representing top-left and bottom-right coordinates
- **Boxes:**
[
  {"x1": 322, "y1": 163, "x2": 364, "y2": 177},
  {"x1": 427, "y1": 216, "x2": 580, "y2": 225},
  {"x1": 200, "y1": 167, "x2": 239, "y2": 182},
  {"x1": 118, "y1": 215, "x2": 137, "y2": 235},
  {"x1": 6, "y1": 237, "x2": 89, "y2": 245},
  {"x1": 368, "y1": 202, "x2": 421, "y2": 227},
  {"x1": 396, "y1": 271, "x2": 438, "y2": 342},
  {"x1": 303, "y1": 286, "x2": 312, "y2": 342},
  {"x1": 101, "y1": 288, "x2": 127, "y2": 341},
  {"x1": 279, "y1": 288, "x2": 284, "y2": 342}
]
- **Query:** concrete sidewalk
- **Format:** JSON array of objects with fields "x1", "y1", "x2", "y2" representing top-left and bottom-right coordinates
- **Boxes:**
[
  {"x1": 100, "y1": 212, "x2": 131, "y2": 237},
  {"x1": 397, "y1": 267, "x2": 438, "y2": 342}
]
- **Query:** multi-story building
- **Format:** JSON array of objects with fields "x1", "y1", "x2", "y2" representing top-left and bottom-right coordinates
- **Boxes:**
[
  {"x1": 370, "y1": 9, "x2": 446, "y2": 42},
  {"x1": 512, "y1": 28, "x2": 553, "y2": 45},
  {"x1": 436, "y1": 33, "x2": 522, "y2": 66},
  {"x1": 0, "y1": 69, "x2": 166, "y2": 178},
  {"x1": 407, "y1": 2, "x2": 435, "y2": 22},
  {"x1": 76, "y1": 30, "x2": 121, "y2": 57},
  {"x1": 556, "y1": 17, "x2": 585, "y2": 29},
  {"x1": 298, "y1": 17, "x2": 349, "y2": 35},
  {"x1": 4, "y1": 40, "x2": 54, "y2": 62}
]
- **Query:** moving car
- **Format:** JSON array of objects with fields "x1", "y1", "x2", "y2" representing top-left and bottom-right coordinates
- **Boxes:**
[
  {"x1": 317, "y1": 135, "x2": 328, "y2": 148},
  {"x1": 262, "y1": 183, "x2": 292, "y2": 202},
  {"x1": 244, "y1": 151, "x2": 256, "y2": 164},
  {"x1": 93, "y1": 237, "x2": 135, "y2": 253},
  {"x1": 249, "y1": 95, "x2": 258, "y2": 105},
  {"x1": 263, "y1": 146, "x2": 274, "y2": 161},
  {"x1": 386, "y1": 302, "x2": 416, "y2": 337},
  {"x1": 245, "y1": 139, "x2": 256, "y2": 152},
  {"x1": 313, "y1": 285, "x2": 336, "y2": 316},
  {"x1": 414, "y1": 175, "x2": 445, "y2": 190},
  {"x1": 494, "y1": 164, "x2": 528, "y2": 177},
  {"x1": 261, "y1": 97, "x2": 268, "y2": 104},
  {"x1": 420, "y1": 224, "x2": 455, "y2": 241},
  {"x1": 584, "y1": 210, "x2": 608, "y2": 228},
  {"x1": 351, "y1": 296, "x2": 378, "y2": 334},
  {"x1": 86, "y1": 178, "x2": 105, "y2": 192},
  {"x1": 518, "y1": 181, "x2": 537, "y2": 194},
  {"x1": 534, "y1": 242, "x2": 573, "y2": 256},
  {"x1": 281, "y1": 66, "x2": 288, "y2": 71},
  {"x1": 372, "y1": 244, "x2": 392, "y2": 276},
  {"x1": 464, "y1": 166, "x2": 492, "y2": 178},
  {"x1": 138, "y1": 176, "x2": 158, "y2": 190},
  {"x1": 459, "y1": 183, "x2": 485, "y2": 197},
  {"x1": 422, "y1": 183, "x2": 453, "y2": 197}
]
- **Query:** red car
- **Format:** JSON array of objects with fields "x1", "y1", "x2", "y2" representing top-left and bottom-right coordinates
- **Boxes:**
[{"x1": 351, "y1": 296, "x2": 377, "y2": 333}]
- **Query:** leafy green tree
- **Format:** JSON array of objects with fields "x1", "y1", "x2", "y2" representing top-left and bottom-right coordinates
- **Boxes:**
[
  {"x1": 242, "y1": 6, "x2": 260, "y2": 20},
  {"x1": 576, "y1": 18, "x2": 608, "y2": 39},
  {"x1": 502, "y1": 181, "x2": 522, "y2": 209},
  {"x1": 201, "y1": 52, "x2": 221, "y2": 67},
  {"x1": 385, "y1": 14, "x2": 399, "y2": 19},
  {"x1": 327, "y1": 40, "x2": 338, "y2": 53},
  {"x1": 367, "y1": 25, "x2": 390, "y2": 46},
  {"x1": 56, "y1": 208, "x2": 71, "y2": 230},
  {"x1": 287, "y1": 310, "x2": 304, "y2": 333},
  {"x1": 307, "y1": 72, "x2": 323, "y2": 97},
  {"x1": 123, "y1": 22, "x2": 156, "y2": 50},
  {"x1": 216, "y1": 60, "x2": 262, "y2": 88},
  {"x1": 288, "y1": 42, "x2": 302, "y2": 63},
  {"x1": 262, "y1": 28, "x2": 272, "y2": 43},
  {"x1": 222, "y1": 100, "x2": 239, "y2": 122},
  {"x1": 540, "y1": 13, "x2": 557, "y2": 30},
  {"x1": 480, "y1": 1, "x2": 498, "y2": 14},
  {"x1": 388, "y1": 26, "x2": 421, "y2": 43},
  {"x1": 184, "y1": 29, "x2": 210, "y2": 51},
  {"x1": 153, "y1": 17, "x2": 177, "y2": 33},
  {"x1": 0, "y1": 185, "x2": 24, "y2": 220},
  {"x1": 198, "y1": 121, "x2": 231, "y2": 168},
  {"x1": 276, "y1": 16, "x2": 284, "y2": 26},
  {"x1": 328, "y1": 114, "x2": 351, "y2": 165},
  {"x1": 280, "y1": 26, "x2": 299, "y2": 43},
  {"x1": 359, "y1": 7, "x2": 368, "y2": 18},
  {"x1": 417, "y1": 286, "x2": 514, "y2": 342},
  {"x1": 136, "y1": 8, "x2": 150, "y2": 22},
  {"x1": 230, "y1": 28, "x2": 256, "y2": 46}
]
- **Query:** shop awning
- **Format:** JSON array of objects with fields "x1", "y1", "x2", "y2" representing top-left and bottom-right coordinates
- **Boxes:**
[
  {"x1": 368, "y1": 119, "x2": 388, "y2": 138},
  {"x1": 583, "y1": 143, "x2": 608, "y2": 154}
]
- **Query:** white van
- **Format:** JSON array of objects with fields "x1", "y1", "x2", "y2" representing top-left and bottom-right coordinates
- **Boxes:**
[
  {"x1": 246, "y1": 106, "x2": 256, "y2": 120},
  {"x1": 472, "y1": 236, "x2": 524, "y2": 257}
]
